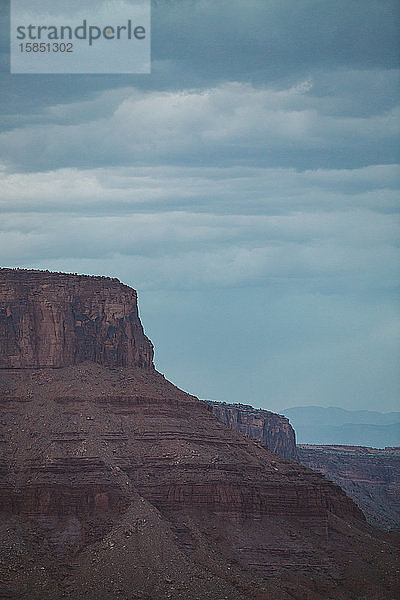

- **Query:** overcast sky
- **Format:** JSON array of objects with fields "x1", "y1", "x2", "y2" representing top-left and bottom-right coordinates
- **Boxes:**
[{"x1": 1, "y1": 0, "x2": 399, "y2": 412}]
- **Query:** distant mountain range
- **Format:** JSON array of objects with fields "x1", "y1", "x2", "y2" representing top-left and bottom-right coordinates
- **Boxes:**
[{"x1": 283, "y1": 406, "x2": 400, "y2": 447}]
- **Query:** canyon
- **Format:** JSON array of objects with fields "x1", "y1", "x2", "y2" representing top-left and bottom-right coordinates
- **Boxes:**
[
  {"x1": 0, "y1": 268, "x2": 399, "y2": 600},
  {"x1": 297, "y1": 445, "x2": 400, "y2": 531},
  {"x1": 208, "y1": 401, "x2": 400, "y2": 532}
]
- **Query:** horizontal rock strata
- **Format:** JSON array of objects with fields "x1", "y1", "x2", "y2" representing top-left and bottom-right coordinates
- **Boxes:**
[
  {"x1": 297, "y1": 444, "x2": 400, "y2": 530},
  {"x1": 0, "y1": 269, "x2": 398, "y2": 600},
  {"x1": 207, "y1": 400, "x2": 297, "y2": 460}
]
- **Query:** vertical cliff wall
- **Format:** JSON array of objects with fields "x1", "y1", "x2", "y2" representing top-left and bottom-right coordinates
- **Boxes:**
[
  {"x1": 207, "y1": 401, "x2": 297, "y2": 460},
  {"x1": 0, "y1": 269, "x2": 154, "y2": 369}
]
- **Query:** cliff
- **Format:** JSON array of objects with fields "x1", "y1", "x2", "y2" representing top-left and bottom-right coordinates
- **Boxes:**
[
  {"x1": 297, "y1": 445, "x2": 400, "y2": 531},
  {"x1": 0, "y1": 269, "x2": 398, "y2": 600},
  {"x1": 0, "y1": 268, "x2": 153, "y2": 369},
  {"x1": 207, "y1": 401, "x2": 297, "y2": 460},
  {"x1": 208, "y1": 401, "x2": 400, "y2": 531}
]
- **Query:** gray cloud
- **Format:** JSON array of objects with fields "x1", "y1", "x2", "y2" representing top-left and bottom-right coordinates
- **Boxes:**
[
  {"x1": 1, "y1": 163, "x2": 399, "y2": 215},
  {"x1": 1, "y1": 80, "x2": 399, "y2": 171},
  {"x1": 1, "y1": 0, "x2": 399, "y2": 413},
  {"x1": 1, "y1": 163, "x2": 398, "y2": 300},
  {"x1": 1, "y1": 0, "x2": 399, "y2": 120}
]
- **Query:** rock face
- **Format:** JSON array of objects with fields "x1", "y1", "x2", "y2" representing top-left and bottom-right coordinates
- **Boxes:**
[
  {"x1": 297, "y1": 445, "x2": 400, "y2": 531},
  {"x1": 0, "y1": 268, "x2": 153, "y2": 369},
  {"x1": 208, "y1": 401, "x2": 297, "y2": 460},
  {"x1": 208, "y1": 401, "x2": 400, "y2": 532},
  {"x1": 0, "y1": 269, "x2": 399, "y2": 600}
]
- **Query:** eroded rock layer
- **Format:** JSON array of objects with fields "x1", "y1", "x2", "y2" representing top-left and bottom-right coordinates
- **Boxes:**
[
  {"x1": 2, "y1": 364, "x2": 397, "y2": 600},
  {"x1": 0, "y1": 269, "x2": 153, "y2": 369},
  {"x1": 297, "y1": 444, "x2": 400, "y2": 531},
  {"x1": 0, "y1": 269, "x2": 398, "y2": 600},
  {"x1": 208, "y1": 401, "x2": 297, "y2": 460},
  {"x1": 208, "y1": 401, "x2": 400, "y2": 532}
]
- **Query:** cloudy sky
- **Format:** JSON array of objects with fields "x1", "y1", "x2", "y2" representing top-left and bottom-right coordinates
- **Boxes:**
[{"x1": 1, "y1": 0, "x2": 399, "y2": 412}]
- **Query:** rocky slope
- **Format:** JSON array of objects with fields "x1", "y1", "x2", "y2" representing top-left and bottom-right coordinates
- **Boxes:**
[
  {"x1": 209, "y1": 402, "x2": 400, "y2": 532},
  {"x1": 207, "y1": 401, "x2": 297, "y2": 460},
  {"x1": 0, "y1": 268, "x2": 399, "y2": 600},
  {"x1": 297, "y1": 445, "x2": 400, "y2": 531},
  {"x1": 209, "y1": 401, "x2": 400, "y2": 532}
]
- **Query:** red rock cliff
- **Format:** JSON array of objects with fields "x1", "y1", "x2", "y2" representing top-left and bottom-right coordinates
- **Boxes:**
[
  {"x1": 297, "y1": 444, "x2": 400, "y2": 531},
  {"x1": 208, "y1": 401, "x2": 297, "y2": 460},
  {"x1": 0, "y1": 269, "x2": 398, "y2": 600},
  {"x1": 0, "y1": 268, "x2": 153, "y2": 369}
]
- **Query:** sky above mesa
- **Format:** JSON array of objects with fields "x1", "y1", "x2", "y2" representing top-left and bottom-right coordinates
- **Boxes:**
[{"x1": 1, "y1": 0, "x2": 399, "y2": 412}]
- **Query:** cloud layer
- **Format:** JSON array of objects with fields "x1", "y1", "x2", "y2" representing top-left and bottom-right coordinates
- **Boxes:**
[
  {"x1": 1, "y1": 0, "x2": 399, "y2": 412},
  {"x1": 1, "y1": 79, "x2": 399, "y2": 171}
]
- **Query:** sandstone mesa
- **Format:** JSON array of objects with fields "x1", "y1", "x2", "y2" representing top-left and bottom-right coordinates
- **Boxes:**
[{"x1": 0, "y1": 268, "x2": 398, "y2": 600}]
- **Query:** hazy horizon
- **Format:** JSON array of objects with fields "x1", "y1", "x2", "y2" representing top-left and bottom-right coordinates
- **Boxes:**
[{"x1": 203, "y1": 400, "x2": 400, "y2": 416}]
